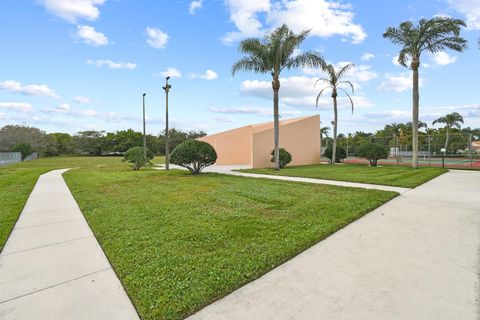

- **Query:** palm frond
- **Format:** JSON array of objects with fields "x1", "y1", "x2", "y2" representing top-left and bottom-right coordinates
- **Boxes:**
[
  {"x1": 337, "y1": 88, "x2": 355, "y2": 114},
  {"x1": 336, "y1": 63, "x2": 355, "y2": 79},
  {"x1": 315, "y1": 86, "x2": 333, "y2": 108},
  {"x1": 337, "y1": 80, "x2": 354, "y2": 94},
  {"x1": 282, "y1": 51, "x2": 327, "y2": 71},
  {"x1": 231, "y1": 57, "x2": 267, "y2": 76}
]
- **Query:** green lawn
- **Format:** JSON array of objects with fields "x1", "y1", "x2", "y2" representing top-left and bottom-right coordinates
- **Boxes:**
[
  {"x1": 64, "y1": 166, "x2": 397, "y2": 320},
  {"x1": 239, "y1": 163, "x2": 448, "y2": 188},
  {"x1": 1, "y1": 157, "x2": 398, "y2": 320},
  {"x1": 0, "y1": 156, "x2": 125, "y2": 251}
]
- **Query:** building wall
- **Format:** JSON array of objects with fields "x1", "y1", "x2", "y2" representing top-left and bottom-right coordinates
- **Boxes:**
[
  {"x1": 251, "y1": 115, "x2": 321, "y2": 168},
  {"x1": 198, "y1": 126, "x2": 253, "y2": 165}
]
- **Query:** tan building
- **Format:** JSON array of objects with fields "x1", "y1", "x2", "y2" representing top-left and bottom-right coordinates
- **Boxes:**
[{"x1": 198, "y1": 115, "x2": 321, "y2": 168}]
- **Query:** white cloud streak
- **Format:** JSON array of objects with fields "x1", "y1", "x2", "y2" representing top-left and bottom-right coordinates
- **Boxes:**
[
  {"x1": 39, "y1": 0, "x2": 106, "y2": 23},
  {"x1": 146, "y1": 27, "x2": 169, "y2": 49},
  {"x1": 86, "y1": 59, "x2": 137, "y2": 70},
  {"x1": 0, "y1": 80, "x2": 59, "y2": 99},
  {"x1": 74, "y1": 25, "x2": 109, "y2": 46}
]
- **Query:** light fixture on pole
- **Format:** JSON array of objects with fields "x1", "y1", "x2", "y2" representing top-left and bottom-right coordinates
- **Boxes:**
[
  {"x1": 142, "y1": 93, "x2": 147, "y2": 160},
  {"x1": 162, "y1": 76, "x2": 171, "y2": 170}
]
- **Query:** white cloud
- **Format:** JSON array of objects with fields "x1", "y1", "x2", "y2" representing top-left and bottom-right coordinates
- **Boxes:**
[
  {"x1": 86, "y1": 59, "x2": 136, "y2": 70},
  {"x1": 361, "y1": 53, "x2": 375, "y2": 61},
  {"x1": 431, "y1": 52, "x2": 457, "y2": 65},
  {"x1": 146, "y1": 27, "x2": 169, "y2": 49},
  {"x1": 213, "y1": 115, "x2": 236, "y2": 123},
  {"x1": 0, "y1": 102, "x2": 34, "y2": 112},
  {"x1": 73, "y1": 95, "x2": 95, "y2": 104},
  {"x1": 0, "y1": 80, "x2": 59, "y2": 99},
  {"x1": 448, "y1": 0, "x2": 480, "y2": 29},
  {"x1": 189, "y1": 0, "x2": 203, "y2": 15},
  {"x1": 209, "y1": 105, "x2": 302, "y2": 117},
  {"x1": 200, "y1": 69, "x2": 218, "y2": 80},
  {"x1": 378, "y1": 72, "x2": 425, "y2": 92},
  {"x1": 57, "y1": 103, "x2": 71, "y2": 112},
  {"x1": 74, "y1": 25, "x2": 108, "y2": 46},
  {"x1": 222, "y1": 0, "x2": 271, "y2": 44},
  {"x1": 268, "y1": 0, "x2": 367, "y2": 44},
  {"x1": 159, "y1": 68, "x2": 182, "y2": 78},
  {"x1": 223, "y1": 0, "x2": 366, "y2": 44},
  {"x1": 40, "y1": 0, "x2": 106, "y2": 23},
  {"x1": 240, "y1": 75, "x2": 372, "y2": 109}
]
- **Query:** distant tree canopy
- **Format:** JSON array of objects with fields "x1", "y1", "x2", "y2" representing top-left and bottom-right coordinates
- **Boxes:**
[
  {"x1": 0, "y1": 125, "x2": 54, "y2": 153},
  {"x1": 0, "y1": 125, "x2": 207, "y2": 157}
]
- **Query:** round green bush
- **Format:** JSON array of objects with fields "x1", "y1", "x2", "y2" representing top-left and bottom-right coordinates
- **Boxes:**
[
  {"x1": 270, "y1": 148, "x2": 292, "y2": 169},
  {"x1": 356, "y1": 143, "x2": 388, "y2": 167},
  {"x1": 324, "y1": 145, "x2": 346, "y2": 163},
  {"x1": 123, "y1": 146, "x2": 153, "y2": 170},
  {"x1": 170, "y1": 140, "x2": 217, "y2": 174},
  {"x1": 12, "y1": 142, "x2": 32, "y2": 161}
]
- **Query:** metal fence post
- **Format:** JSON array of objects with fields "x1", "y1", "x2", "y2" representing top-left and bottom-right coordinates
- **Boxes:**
[
  {"x1": 428, "y1": 134, "x2": 431, "y2": 167},
  {"x1": 469, "y1": 133, "x2": 473, "y2": 168}
]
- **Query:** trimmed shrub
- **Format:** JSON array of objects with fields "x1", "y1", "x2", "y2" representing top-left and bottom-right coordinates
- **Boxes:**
[
  {"x1": 356, "y1": 143, "x2": 388, "y2": 167},
  {"x1": 123, "y1": 146, "x2": 153, "y2": 170},
  {"x1": 12, "y1": 142, "x2": 32, "y2": 161},
  {"x1": 170, "y1": 140, "x2": 217, "y2": 175},
  {"x1": 324, "y1": 146, "x2": 346, "y2": 163},
  {"x1": 270, "y1": 148, "x2": 292, "y2": 169}
]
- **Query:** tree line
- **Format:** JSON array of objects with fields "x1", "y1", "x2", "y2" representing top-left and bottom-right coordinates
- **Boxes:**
[
  {"x1": 321, "y1": 112, "x2": 480, "y2": 156},
  {"x1": 0, "y1": 125, "x2": 206, "y2": 157}
]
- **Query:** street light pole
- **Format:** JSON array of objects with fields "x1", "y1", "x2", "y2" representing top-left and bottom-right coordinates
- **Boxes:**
[
  {"x1": 142, "y1": 93, "x2": 147, "y2": 160},
  {"x1": 162, "y1": 76, "x2": 171, "y2": 170}
]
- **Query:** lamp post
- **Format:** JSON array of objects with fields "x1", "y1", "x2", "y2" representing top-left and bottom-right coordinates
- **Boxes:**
[
  {"x1": 142, "y1": 93, "x2": 147, "y2": 160},
  {"x1": 162, "y1": 76, "x2": 171, "y2": 170}
]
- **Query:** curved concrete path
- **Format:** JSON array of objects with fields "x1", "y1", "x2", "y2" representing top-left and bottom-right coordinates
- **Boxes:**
[
  {"x1": 0, "y1": 170, "x2": 139, "y2": 320},
  {"x1": 188, "y1": 170, "x2": 480, "y2": 320},
  {"x1": 156, "y1": 164, "x2": 411, "y2": 194}
]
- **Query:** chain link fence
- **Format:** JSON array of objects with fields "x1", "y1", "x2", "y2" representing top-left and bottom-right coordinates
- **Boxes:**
[
  {"x1": 323, "y1": 133, "x2": 480, "y2": 169},
  {"x1": 0, "y1": 152, "x2": 22, "y2": 166}
]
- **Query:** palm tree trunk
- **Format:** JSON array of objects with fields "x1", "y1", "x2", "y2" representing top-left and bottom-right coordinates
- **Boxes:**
[
  {"x1": 272, "y1": 79, "x2": 280, "y2": 170},
  {"x1": 332, "y1": 95, "x2": 338, "y2": 165},
  {"x1": 411, "y1": 64, "x2": 419, "y2": 169}
]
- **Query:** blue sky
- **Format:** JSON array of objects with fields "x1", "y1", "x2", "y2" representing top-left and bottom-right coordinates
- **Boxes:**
[{"x1": 0, "y1": 0, "x2": 479, "y2": 135}]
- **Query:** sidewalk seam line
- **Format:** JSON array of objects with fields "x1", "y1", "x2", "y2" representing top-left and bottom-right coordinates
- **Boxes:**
[
  {"x1": 0, "y1": 267, "x2": 112, "y2": 304},
  {"x1": 0, "y1": 235, "x2": 94, "y2": 257}
]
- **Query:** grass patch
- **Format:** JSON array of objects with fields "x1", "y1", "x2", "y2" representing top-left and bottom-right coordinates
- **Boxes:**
[
  {"x1": 0, "y1": 156, "x2": 127, "y2": 251},
  {"x1": 63, "y1": 165, "x2": 397, "y2": 320},
  {"x1": 239, "y1": 163, "x2": 447, "y2": 188}
]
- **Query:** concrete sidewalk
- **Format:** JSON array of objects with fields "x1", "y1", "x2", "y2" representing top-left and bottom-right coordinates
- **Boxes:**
[
  {"x1": 0, "y1": 170, "x2": 139, "y2": 320},
  {"x1": 156, "y1": 164, "x2": 411, "y2": 194},
  {"x1": 188, "y1": 170, "x2": 480, "y2": 320}
]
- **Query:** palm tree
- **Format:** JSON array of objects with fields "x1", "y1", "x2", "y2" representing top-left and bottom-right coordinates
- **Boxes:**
[
  {"x1": 315, "y1": 63, "x2": 355, "y2": 164},
  {"x1": 321, "y1": 126, "x2": 330, "y2": 139},
  {"x1": 433, "y1": 112, "x2": 464, "y2": 153},
  {"x1": 383, "y1": 17, "x2": 467, "y2": 168},
  {"x1": 232, "y1": 24, "x2": 327, "y2": 170}
]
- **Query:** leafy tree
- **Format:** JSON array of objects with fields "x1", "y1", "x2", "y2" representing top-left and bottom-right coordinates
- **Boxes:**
[
  {"x1": 232, "y1": 24, "x2": 326, "y2": 170},
  {"x1": 12, "y1": 142, "x2": 32, "y2": 160},
  {"x1": 74, "y1": 131, "x2": 106, "y2": 155},
  {"x1": 49, "y1": 133, "x2": 74, "y2": 154},
  {"x1": 270, "y1": 148, "x2": 292, "y2": 169},
  {"x1": 324, "y1": 146, "x2": 346, "y2": 163},
  {"x1": 123, "y1": 146, "x2": 153, "y2": 171},
  {"x1": 0, "y1": 125, "x2": 51, "y2": 152},
  {"x1": 105, "y1": 129, "x2": 143, "y2": 153},
  {"x1": 170, "y1": 140, "x2": 217, "y2": 175},
  {"x1": 315, "y1": 63, "x2": 355, "y2": 165},
  {"x1": 433, "y1": 112, "x2": 464, "y2": 152},
  {"x1": 158, "y1": 128, "x2": 206, "y2": 155},
  {"x1": 357, "y1": 143, "x2": 388, "y2": 167},
  {"x1": 383, "y1": 17, "x2": 467, "y2": 168}
]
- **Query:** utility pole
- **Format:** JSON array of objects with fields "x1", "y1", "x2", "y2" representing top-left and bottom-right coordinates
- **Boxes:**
[
  {"x1": 162, "y1": 76, "x2": 171, "y2": 170},
  {"x1": 142, "y1": 93, "x2": 147, "y2": 160}
]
